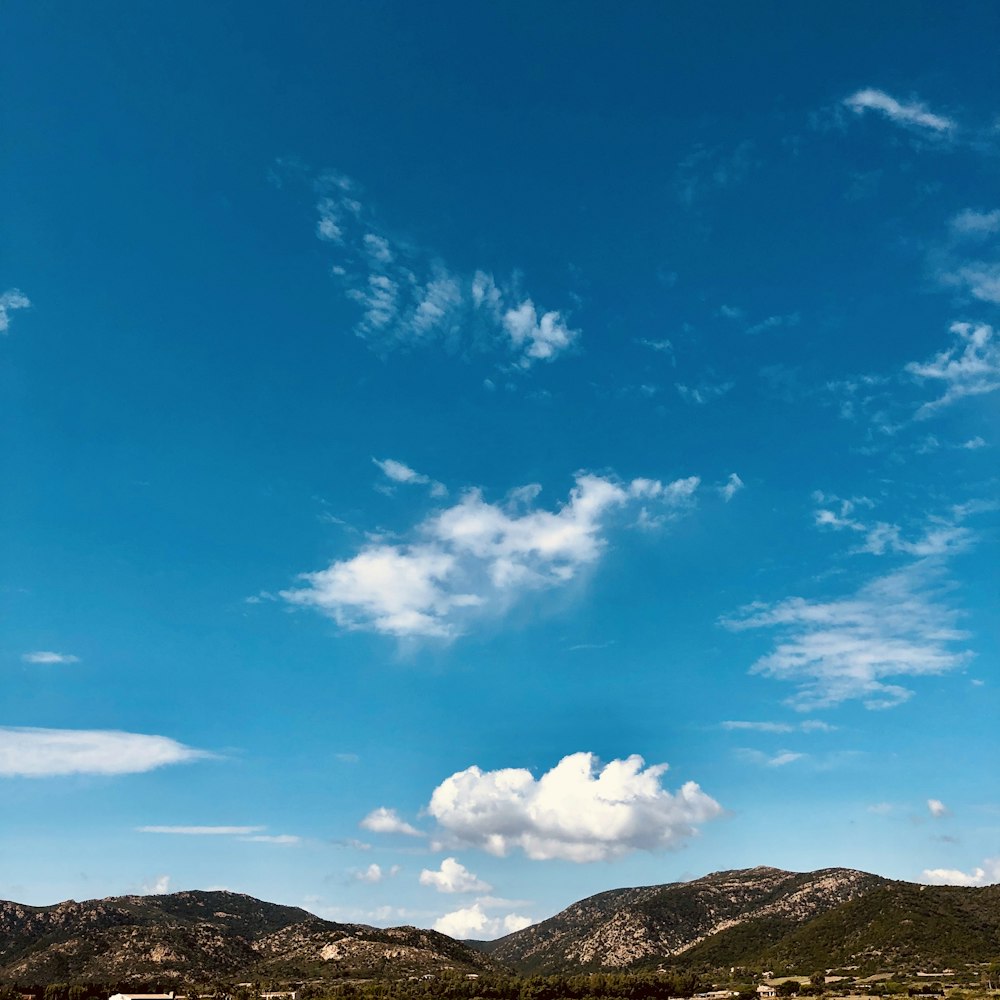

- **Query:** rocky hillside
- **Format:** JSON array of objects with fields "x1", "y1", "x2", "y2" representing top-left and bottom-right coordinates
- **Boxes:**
[
  {"x1": 0, "y1": 890, "x2": 498, "y2": 984},
  {"x1": 479, "y1": 866, "x2": 1000, "y2": 973}
]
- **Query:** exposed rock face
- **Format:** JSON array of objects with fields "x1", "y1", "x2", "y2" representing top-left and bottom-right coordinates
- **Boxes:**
[{"x1": 0, "y1": 891, "x2": 497, "y2": 984}]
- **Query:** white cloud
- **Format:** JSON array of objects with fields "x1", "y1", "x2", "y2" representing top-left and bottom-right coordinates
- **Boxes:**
[
  {"x1": 240, "y1": 834, "x2": 301, "y2": 845},
  {"x1": 676, "y1": 381, "x2": 734, "y2": 404},
  {"x1": 0, "y1": 289, "x2": 31, "y2": 334},
  {"x1": 22, "y1": 651, "x2": 80, "y2": 665},
  {"x1": 282, "y1": 471, "x2": 701, "y2": 639},
  {"x1": 961, "y1": 436, "x2": 987, "y2": 450},
  {"x1": 738, "y1": 748, "x2": 806, "y2": 768},
  {"x1": 138, "y1": 825, "x2": 265, "y2": 835},
  {"x1": 637, "y1": 338, "x2": 673, "y2": 355},
  {"x1": 359, "y1": 807, "x2": 422, "y2": 837},
  {"x1": 0, "y1": 727, "x2": 207, "y2": 778},
  {"x1": 353, "y1": 863, "x2": 398, "y2": 883},
  {"x1": 419, "y1": 857, "x2": 492, "y2": 894},
  {"x1": 922, "y1": 858, "x2": 1000, "y2": 886},
  {"x1": 950, "y1": 209, "x2": 1000, "y2": 237},
  {"x1": 745, "y1": 312, "x2": 800, "y2": 336},
  {"x1": 502, "y1": 300, "x2": 577, "y2": 366},
  {"x1": 426, "y1": 751, "x2": 723, "y2": 863},
  {"x1": 373, "y1": 457, "x2": 447, "y2": 497},
  {"x1": 722, "y1": 562, "x2": 972, "y2": 711},
  {"x1": 306, "y1": 172, "x2": 578, "y2": 367},
  {"x1": 811, "y1": 495, "x2": 973, "y2": 559},
  {"x1": 718, "y1": 473, "x2": 744, "y2": 502},
  {"x1": 143, "y1": 875, "x2": 171, "y2": 895},
  {"x1": 927, "y1": 798, "x2": 949, "y2": 818},
  {"x1": 844, "y1": 88, "x2": 955, "y2": 133},
  {"x1": 434, "y1": 902, "x2": 533, "y2": 940},
  {"x1": 722, "y1": 720, "x2": 835, "y2": 734},
  {"x1": 907, "y1": 323, "x2": 1000, "y2": 417}
]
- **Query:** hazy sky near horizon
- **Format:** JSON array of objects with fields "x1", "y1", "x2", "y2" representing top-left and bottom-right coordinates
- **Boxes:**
[{"x1": 2, "y1": 1, "x2": 999, "y2": 940}]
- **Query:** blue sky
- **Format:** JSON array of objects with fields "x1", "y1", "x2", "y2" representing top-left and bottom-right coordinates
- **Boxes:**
[{"x1": 2, "y1": 1, "x2": 999, "y2": 939}]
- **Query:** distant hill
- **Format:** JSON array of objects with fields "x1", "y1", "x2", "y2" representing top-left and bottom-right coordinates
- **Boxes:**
[
  {"x1": 0, "y1": 890, "x2": 498, "y2": 984},
  {"x1": 477, "y1": 866, "x2": 1000, "y2": 974}
]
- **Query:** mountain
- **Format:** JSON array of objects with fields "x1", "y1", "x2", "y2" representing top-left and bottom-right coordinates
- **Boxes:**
[
  {"x1": 0, "y1": 890, "x2": 498, "y2": 984},
  {"x1": 5, "y1": 869, "x2": 1000, "y2": 986},
  {"x1": 479, "y1": 866, "x2": 1000, "y2": 974}
]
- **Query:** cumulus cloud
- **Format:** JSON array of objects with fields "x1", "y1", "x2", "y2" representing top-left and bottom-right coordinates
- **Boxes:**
[
  {"x1": 927, "y1": 798, "x2": 949, "y2": 818},
  {"x1": 281, "y1": 471, "x2": 702, "y2": 639},
  {"x1": 0, "y1": 289, "x2": 30, "y2": 334},
  {"x1": 353, "y1": 863, "x2": 399, "y2": 883},
  {"x1": 22, "y1": 651, "x2": 80, "y2": 665},
  {"x1": 426, "y1": 751, "x2": 723, "y2": 863},
  {"x1": 304, "y1": 170, "x2": 578, "y2": 367},
  {"x1": 502, "y1": 300, "x2": 576, "y2": 364},
  {"x1": 433, "y1": 903, "x2": 533, "y2": 940},
  {"x1": 359, "y1": 807, "x2": 423, "y2": 837},
  {"x1": 844, "y1": 88, "x2": 955, "y2": 133},
  {"x1": 0, "y1": 727, "x2": 207, "y2": 778},
  {"x1": 419, "y1": 857, "x2": 492, "y2": 894},
  {"x1": 907, "y1": 323, "x2": 1000, "y2": 417},
  {"x1": 922, "y1": 858, "x2": 1000, "y2": 886},
  {"x1": 143, "y1": 875, "x2": 171, "y2": 895},
  {"x1": 721, "y1": 562, "x2": 972, "y2": 711}
]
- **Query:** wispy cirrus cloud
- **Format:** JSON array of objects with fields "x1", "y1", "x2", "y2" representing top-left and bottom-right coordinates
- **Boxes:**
[
  {"x1": 721, "y1": 559, "x2": 972, "y2": 711},
  {"x1": 675, "y1": 141, "x2": 757, "y2": 206},
  {"x1": 373, "y1": 457, "x2": 447, "y2": 498},
  {"x1": 281, "y1": 469, "x2": 703, "y2": 640},
  {"x1": 305, "y1": 170, "x2": 578, "y2": 368},
  {"x1": 811, "y1": 492, "x2": 976, "y2": 558},
  {"x1": 425, "y1": 751, "x2": 723, "y2": 862},
  {"x1": 21, "y1": 651, "x2": 80, "y2": 665},
  {"x1": 844, "y1": 88, "x2": 955, "y2": 134},
  {"x1": 744, "y1": 312, "x2": 800, "y2": 337},
  {"x1": 929, "y1": 208, "x2": 1000, "y2": 316},
  {"x1": 737, "y1": 748, "x2": 806, "y2": 768},
  {"x1": 0, "y1": 727, "x2": 208, "y2": 777},
  {"x1": 722, "y1": 719, "x2": 835, "y2": 734},
  {"x1": 718, "y1": 473, "x2": 744, "y2": 502},
  {"x1": 0, "y1": 289, "x2": 30, "y2": 335},
  {"x1": 676, "y1": 380, "x2": 734, "y2": 405},
  {"x1": 138, "y1": 825, "x2": 264, "y2": 835},
  {"x1": 139, "y1": 825, "x2": 300, "y2": 844},
  {"x1": 907, "y1": 322, "x2": 1000, "y2": 417}
]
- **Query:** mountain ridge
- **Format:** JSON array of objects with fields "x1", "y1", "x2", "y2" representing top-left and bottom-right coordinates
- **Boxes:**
[
  {"x1": 4, "y1": 868, "x2": 1000, "y2": 984},
  {"x1": 478, "y1": 866, "x2": 1000, "y2": 973},
  {"x1": 0, "y1": 889, "x2": 497, "y2": 984}
]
